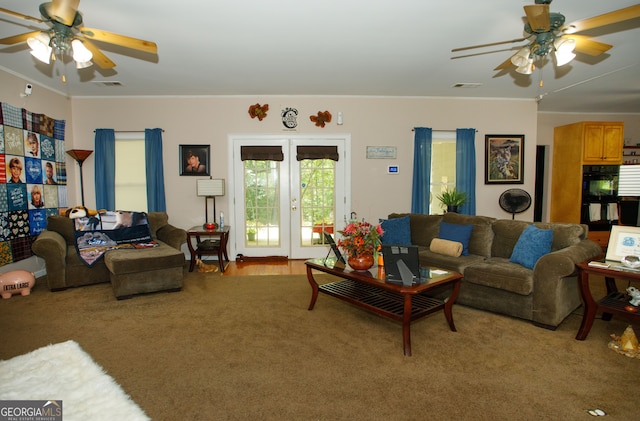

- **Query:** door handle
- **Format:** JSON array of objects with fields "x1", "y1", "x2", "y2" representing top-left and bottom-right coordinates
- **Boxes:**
[{"x1": 292, "y1": 206, "x2": 297, "y2": 211}]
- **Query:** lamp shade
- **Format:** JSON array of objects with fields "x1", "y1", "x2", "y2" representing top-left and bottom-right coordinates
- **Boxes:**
[
  {"x1": 71, "y1": 39, "x2": 93, "y2": 63},
  {"x1": 66, "y1": 149, "x2": 93, "y2": 163},
  {"x1": 197, "y1": 179, "x2": 225, "y2": 197},
  {"x1": 510, "y1": 47, "x2": 531, "y2": 67},
  {"x1": 27, "y1": 32, "x2": 52, "y2": 64}
]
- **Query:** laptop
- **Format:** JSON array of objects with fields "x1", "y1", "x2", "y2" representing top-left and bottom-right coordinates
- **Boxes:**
[
  {"x1": 382, "y1": 244, "x2": 425, "y2": 286},
  {"x1": 323, "y1": 231, "x2": 346, "y2": 269}
]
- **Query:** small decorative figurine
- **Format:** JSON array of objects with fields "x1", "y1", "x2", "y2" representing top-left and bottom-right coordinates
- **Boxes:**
[{"x1": 627, "y1": 286, "x2": 640, "y2": 306}]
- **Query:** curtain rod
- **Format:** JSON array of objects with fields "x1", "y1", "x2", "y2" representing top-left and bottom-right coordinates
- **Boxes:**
[
  {"x1": 411, "y1": 128, "x2": 478, "y2": 132},
  {"x1": 93, "y1": 130, "x2": 164, "y2": 133}
]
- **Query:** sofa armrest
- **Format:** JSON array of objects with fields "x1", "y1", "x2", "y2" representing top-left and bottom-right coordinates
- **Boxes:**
[
  {"x1": 532, "y1": 239, "x2": 602, "y2": 327},
  {"x1": 31, "y1": 230, "x2": 68, "y2": 290},
  {"x1": 156, "y1": 224, "x2": 187, "y2": 250}
]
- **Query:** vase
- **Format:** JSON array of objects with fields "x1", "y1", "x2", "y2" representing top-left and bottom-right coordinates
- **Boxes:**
[{"x1": 348, "y1": 253, "x2": 374, "y2": 271}]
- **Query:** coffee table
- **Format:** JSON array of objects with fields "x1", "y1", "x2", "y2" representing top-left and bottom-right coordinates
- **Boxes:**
[{"x1": 305, "y1": 258, "x2": 463, "y2": 356}]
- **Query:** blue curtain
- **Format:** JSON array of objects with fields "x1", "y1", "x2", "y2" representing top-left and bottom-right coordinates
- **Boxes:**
[
  {"x1": 455, "y1": 128, "x2": 476, "y2": 215},
  {"x1": 94, "y1": 129, "x2": 115, "y2": 210},
  {"x1": 145, "y1": 128, "x2": 166, "y2": 212},
  {"x1": 411, "y1": 128, "x2": 432, "y2": 214}
]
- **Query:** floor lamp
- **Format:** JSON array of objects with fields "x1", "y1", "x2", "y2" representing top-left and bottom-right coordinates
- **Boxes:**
[
  {"x1": 197, "y1": 178, "x2": 225, "y2": 229},
  {"x1": 66, "y1": 149, "x2": 93, "y2": 206}
]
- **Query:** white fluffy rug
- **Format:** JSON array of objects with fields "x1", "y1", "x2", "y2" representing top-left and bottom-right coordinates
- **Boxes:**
[{"x1": 0, "y1": 340, "x2": 149, "y2": 421}]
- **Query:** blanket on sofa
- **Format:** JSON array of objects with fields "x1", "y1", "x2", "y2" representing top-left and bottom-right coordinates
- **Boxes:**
[{"x1": 74, "y1": 211, "x2": 158, "y2": 266}]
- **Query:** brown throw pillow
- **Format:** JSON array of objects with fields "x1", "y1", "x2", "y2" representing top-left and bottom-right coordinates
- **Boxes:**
[{"x1": 430, "y1": 238, "x2": 463, "y2": 257}]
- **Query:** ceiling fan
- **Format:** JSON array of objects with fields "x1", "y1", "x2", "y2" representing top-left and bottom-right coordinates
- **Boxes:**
[
  {"x1": 0, "y1": 0, "x2": 157, "y2": 77},
  {"x1": 452, "y1": 0, "x2": 640, "y2": 75}
]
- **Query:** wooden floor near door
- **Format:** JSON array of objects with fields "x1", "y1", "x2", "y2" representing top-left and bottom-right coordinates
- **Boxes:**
[{"x1": 222, "y1": 259, "x2": 307, "y2": 276}]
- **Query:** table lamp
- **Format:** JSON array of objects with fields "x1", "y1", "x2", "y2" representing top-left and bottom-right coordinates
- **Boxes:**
[{"x1": 197, "y1": 178, "x2": 225, "y2": 229}]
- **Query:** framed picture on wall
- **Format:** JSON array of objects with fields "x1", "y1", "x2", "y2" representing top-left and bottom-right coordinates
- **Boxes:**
[
  {"x1": 179, "y1": 145, "x2": 210, "y2": 176},
  {"x1": 485, "y1": 134, "x2": 524, "y2": 184}
]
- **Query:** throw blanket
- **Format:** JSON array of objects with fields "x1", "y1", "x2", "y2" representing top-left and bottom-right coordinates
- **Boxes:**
[{"x1": 74, "y1": 211, "x2": 157, "y2": 267}]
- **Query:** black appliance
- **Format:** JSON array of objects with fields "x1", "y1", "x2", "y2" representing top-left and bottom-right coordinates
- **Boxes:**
[{"x1": 581, "y1": 165, "x2": 619, "y2": 230}]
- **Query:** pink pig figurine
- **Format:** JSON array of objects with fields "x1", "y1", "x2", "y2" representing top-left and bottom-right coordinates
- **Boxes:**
[{"x1": 0, "y1": 270, "x2": 36, "y2": 299}]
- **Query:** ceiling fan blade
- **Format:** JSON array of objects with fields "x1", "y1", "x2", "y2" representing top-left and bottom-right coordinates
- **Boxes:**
[
  {"x1": 45, "y1": 0, "x2": 80, "y2": 26},
  {"x1": 494, "y1": 56, "x2": 515, "y2": 71},
  {"x1": 0, "y1": 31, "x2": 41, "y2": 45},
  {"x1": 80, "y1": 28, "x2": 157, "y2": 54},
  {"x1": 562, "y1": 4, "x2": 640, "y2": 34},
  {"x1": 81, "y1": 38, "x2": 116, "y2": 69},
  {"x1": 0, "y1": 7, "x2": 43, "y2": 23},
  {"x1": 452, "y1": 37, "x2": 527, "y2": 53},
  {"x1": 524, "y1": 4, "x2": 550, "y2": 32},
  {"x1": 564, "y1": 34, "x2": 613, "y2": 57}
]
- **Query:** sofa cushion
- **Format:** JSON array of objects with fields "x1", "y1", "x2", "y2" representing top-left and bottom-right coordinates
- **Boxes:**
[
  {"x1": 147, "y1": 212, "x2": 169, "y2": 239},
  {"x1": 388, "y1": 213, "x2": 442, "y2": 247},
  {"x1": 46, "y1": 215, "x2": 75, "y2": 245},
  {"x1": 418, "y1": 249, "x2": 485, "y2": 275},
  {"x1": 532, "y1": 222, "x2": 584, "y2": 251},
  {"x1": 491, "y1": 220, "x2": 531, "y2": 258},
  {"x1": 430, "y1": 238, "x2": 462, "y2": 257},
  {"x1": 464, "y1": 257, "x2": 534, "y2": 296},
  {"x1": 380, "y1": 215, "x2": 412, "y2": 245},
  {"x1": 442, "y1": 213, "x2": 495, "y2": 258},
  {"x1": 509, "y1": 225, "x2": 554, "y2": 269},
  {"x1": 438, "y1": 221, "x2": 473, "y2": 256}
]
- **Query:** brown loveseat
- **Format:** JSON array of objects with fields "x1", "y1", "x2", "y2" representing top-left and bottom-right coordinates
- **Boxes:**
[
  {"x1": 388, "y1": 212, "x2": 602, "y2": 329},
  {"x1": 31, "y1": 212, "x2": 186, "y2": 298}
]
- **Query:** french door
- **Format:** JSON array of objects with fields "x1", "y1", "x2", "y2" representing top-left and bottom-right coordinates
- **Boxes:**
[{"x1": 230, "y1": 135, "x2": 350, "y2": 260}]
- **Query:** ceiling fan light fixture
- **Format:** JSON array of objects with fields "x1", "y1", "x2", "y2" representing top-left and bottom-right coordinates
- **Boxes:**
[
  {"x1": 510, "y1": 47, "x2": 531, "y2": 67},
  {"x1": 27, "y1": 32, "x2": 52, "y2": 64},
  {"x1": 71, "y1": 39, "x2": 93, "y2": 63},
  {"x1": 75, "y1": 60, "x2": 93, "y2": 69},
  {"x1": 515, "y1": 58, "x2": 535, "y2": 75}
]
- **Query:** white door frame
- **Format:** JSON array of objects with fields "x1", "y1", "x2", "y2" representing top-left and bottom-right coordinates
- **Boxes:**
[{"x1": 227, "y1": 134, "x2": 351, "y2": 260}]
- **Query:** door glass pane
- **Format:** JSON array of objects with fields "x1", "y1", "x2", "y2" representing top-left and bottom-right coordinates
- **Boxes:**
[
  {"x1": 299, "y1": 159, "x2": 335, "y2": 247},
  {"x1": 244, "y1": 160, "x2": 280, "y2": 247},
  {"x1": 430, "y1": 138, "x2": 456, "y2": 214}
]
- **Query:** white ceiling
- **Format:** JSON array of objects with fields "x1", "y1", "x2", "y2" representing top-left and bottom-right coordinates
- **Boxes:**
[{"x1": 1, "y1": 0, "x2": 639, "y2": 114}]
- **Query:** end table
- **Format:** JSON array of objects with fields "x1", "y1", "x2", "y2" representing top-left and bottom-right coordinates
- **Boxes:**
[{"x1": 187, "y1": 226, "x2": 230, "y2": 273}]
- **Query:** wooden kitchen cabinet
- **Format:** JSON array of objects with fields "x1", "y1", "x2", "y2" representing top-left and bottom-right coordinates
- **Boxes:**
[
  {"x1": 550, "y1": 121, "x2": 624, "y2": 224},
  {"x1": 581, "y1": 123, "x2": 624, "y2": 164}
]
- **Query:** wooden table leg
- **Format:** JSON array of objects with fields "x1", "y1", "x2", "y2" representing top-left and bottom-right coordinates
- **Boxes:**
[
  {"x1": 306, "y1": 266, "x2": 319, "y2": 311},
  {"x1": 403, "y1": 294, "x2": 413, "y2": 357},
  {"x1": 443, "y1": 279, "x2": 461, "y2": 332},
  {"x1": 576, "y1": 269, "x2": 597, "y2": 340}
]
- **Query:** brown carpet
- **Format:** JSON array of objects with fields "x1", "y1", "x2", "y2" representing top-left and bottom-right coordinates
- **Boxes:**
[{"x1": 1, "y1": 270, "x2": 637, "y2": 420}]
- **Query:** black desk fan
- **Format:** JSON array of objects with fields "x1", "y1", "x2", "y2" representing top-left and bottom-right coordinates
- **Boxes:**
[{"x1": 499, "y1": 189, "x2": 532, "y2": 219}]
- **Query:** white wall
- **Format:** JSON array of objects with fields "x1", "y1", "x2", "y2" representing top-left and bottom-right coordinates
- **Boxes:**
[{"x1": 70, "y1": 95, "x2": 539, "y2": 230}]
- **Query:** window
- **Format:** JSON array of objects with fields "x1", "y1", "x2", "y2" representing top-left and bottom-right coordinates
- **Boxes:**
[
  {"x1": 430, "y1": 131, "x2": 456, "y2": 214},
  {"x1": 115, "y1": 135, "x2": 148, "y2": 211}
]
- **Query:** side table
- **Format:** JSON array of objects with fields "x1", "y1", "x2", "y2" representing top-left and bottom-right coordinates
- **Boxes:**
[
  {"x1": 575, "y1": 260, "x2": 640, "y2": 340},
  {"x1": 187, "y1": 226, "x2": 230, "y2": 273}
]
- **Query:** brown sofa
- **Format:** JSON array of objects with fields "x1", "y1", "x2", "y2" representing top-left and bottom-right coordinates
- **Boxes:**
[
  {"x1": 388, "y1": 212, "x2": 603, "y2": 329},
  {"x1": 31, "y1": 212, "x2": 187, "y2": 299}
]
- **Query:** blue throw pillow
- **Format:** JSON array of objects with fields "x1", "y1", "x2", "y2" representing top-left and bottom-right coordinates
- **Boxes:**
[
  {"x1": 510, "y1": 225, "x2": 554, "y2": 270},
  {"x1": 438, "y1": 222, "x2": 473, "y2": 256},
  {"x1": 380, "y1": 215, "x2": 412, "y2": 245}
]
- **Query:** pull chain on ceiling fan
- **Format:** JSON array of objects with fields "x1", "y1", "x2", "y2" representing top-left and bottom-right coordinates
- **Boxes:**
[
  {"x1": 452, "y1": 0, "x2": 640, "y2": 75},
  {"x1": 0, "y1": 0, "x2": 158, "y2": 82}
]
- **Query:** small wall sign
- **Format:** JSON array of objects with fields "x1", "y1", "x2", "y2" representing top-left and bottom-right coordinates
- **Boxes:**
[{"x1": 366, "y1": 146, "x2": 397, "y2": 159}]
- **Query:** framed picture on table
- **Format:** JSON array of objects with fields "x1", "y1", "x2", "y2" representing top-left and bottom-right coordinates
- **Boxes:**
[
  {"x1": 485, "y1": 134, "x2": 524, "y2": 184},
  {"x1": 606, "y1": 225, "x2": 640, "y2": 262},
  {"x1": 179, "y1": 145, "x2": 210, "y2": 176}
]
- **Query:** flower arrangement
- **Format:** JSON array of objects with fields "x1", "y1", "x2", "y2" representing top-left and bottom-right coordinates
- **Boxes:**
[{"x1": 337, "y1": 220, "x2": 383, "y2": 258}]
